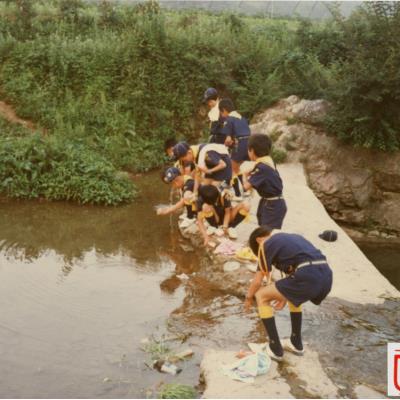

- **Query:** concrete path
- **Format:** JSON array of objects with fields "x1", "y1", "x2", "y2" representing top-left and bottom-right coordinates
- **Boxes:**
[{"x1": 200, "y1": 163, "x2": 398, "y2": 398}]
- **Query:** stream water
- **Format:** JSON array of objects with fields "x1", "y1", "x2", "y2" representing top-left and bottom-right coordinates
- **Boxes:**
[
  {"x1": 0, "y1": 173, "x2": 260, "y2": 398},
  {"x1": 0, "y1": 173, "x2": 398, "y2": 398}
]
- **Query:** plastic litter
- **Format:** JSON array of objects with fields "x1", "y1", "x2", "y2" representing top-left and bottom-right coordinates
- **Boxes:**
[
  {"x1": 222, "y1": 342, "x2": 271, "y2": 383},
  {"x1": 214, "y1": 239, "x2": 243, "y2": 256},
  {"x1": 176, "y1": 273, "x2": 189, "y2": 280},
  {"x1": 161, "y1": 361, "x2": 181, "y2": 375},
  {"x1": 153, "y1": 360, "x2": 182, "y2": 375},
  {"x1": 174, "y1": 348, "x2": 194, "y2": 359},
  {"x1": 235, "y1": 247, "x2": 258, "y2": 261}
]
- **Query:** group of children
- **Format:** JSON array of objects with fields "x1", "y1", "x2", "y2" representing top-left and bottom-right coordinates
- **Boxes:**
[{"x1": 156, "y1": 88, "x2": 333, "y2": 362}]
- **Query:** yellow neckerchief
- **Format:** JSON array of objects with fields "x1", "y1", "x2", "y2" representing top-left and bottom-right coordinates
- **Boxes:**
[
  {"x1": 258, "y1": 239, "x2": 273, "y2": 284},
  {"x1": 257, "y1": 242, "x2": 268, "y2": 276},
  {"x1": 191, "y1": 145, "x2": 200, "y2": 162},
  {"x1": 228, "y1": 110, "x2": 242, "y2": 119},
  {"x1": 255, "y1": 156, "x2": 276, "y2": 170},
  {"x1": 183, "y1": 175, "x2": 192, "y2": 184}
]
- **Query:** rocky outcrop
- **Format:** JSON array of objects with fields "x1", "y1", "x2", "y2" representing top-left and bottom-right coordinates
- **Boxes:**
[{"x1": 251, "y1": 95, "x2": 400, "y2": 237}]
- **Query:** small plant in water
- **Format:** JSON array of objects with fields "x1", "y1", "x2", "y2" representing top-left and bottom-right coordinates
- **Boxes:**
[
  {"x1": 159, "y1": 383, "x2": 198, "y2": 399},
  {"x1": 141, "y1": 336, "x2": 171, "y2": 360}
]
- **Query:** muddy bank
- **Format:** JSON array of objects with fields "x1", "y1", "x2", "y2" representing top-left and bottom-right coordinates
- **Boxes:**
[{"x1": 178, "y1": 163, "x2": 399, "y2": 398}]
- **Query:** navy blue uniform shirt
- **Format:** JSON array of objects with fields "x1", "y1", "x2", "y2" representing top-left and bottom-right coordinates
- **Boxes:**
[
  {"x1": 258, "y1": 233, "x2": 326, "y2": 274},
  {"x1": 248, "y1": 160, "x2": 283, "y2": 198},
  {"x1": 182, "y1": 177, "x2": 195, "y2": 194},
  {"x1": 221, "y1": 114, "x2": 251, "y2": 139},
  {"x1": 197, "y1": 191, "x2": 232, "y2": 214}
]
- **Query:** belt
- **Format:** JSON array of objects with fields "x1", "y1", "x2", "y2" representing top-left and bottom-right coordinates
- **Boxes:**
[
  {"x1": 236, "y1": 136, "x2": 249, "y2": 140},
  {"x1": 296, "y1": 260, "x2": 327, "y2": 270},
  {"x1": 262, "y1": 196, "x2": 284, "y2": 201}
]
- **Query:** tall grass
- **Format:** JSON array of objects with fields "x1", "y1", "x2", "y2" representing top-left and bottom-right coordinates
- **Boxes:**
[{"x1": 1, "y1": 0, "x2": 397, "y2": 203}]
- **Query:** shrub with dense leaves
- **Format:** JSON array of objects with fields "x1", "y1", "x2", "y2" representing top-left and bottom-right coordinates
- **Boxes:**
[{"x1": 0, "y1": 134, "x2": 136, "y2": 204}]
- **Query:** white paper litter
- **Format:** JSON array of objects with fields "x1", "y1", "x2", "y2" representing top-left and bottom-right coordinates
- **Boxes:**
[{"x1": 222, "y1": 343, "x2": 271, "y2": 383}]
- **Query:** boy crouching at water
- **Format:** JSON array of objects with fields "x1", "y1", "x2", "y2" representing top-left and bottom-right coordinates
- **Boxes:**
[
  {"x1": 157, "y1": 167, "x2": 197, "y2": 227},
  {"x1": 197, "y1": 184, "x2": 249, "y2": 246},
  {"x1": 242, "y1": 134, "x2": 287, "y2": 229},
  {"x1": 245, "y1": 226, "x2": 333, "y2": 361},
  {"x1": 172, "y1": 142, "x2": 232, "y2": 192}
]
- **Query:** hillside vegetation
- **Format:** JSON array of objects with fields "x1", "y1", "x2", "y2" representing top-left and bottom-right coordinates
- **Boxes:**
[{"x1": 0, "y1": 0, "x2": 399, "y2": 204}]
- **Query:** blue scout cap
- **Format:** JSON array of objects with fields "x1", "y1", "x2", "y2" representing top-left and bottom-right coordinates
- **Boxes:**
[
  {"x1": 162, "y1": 167, "x2": 181, "y2": 183},
  {"x1": 172, "y1": 142, "x2": 190, "y2": 160},
  {"x1": 203, "y1": 87, "x2": 218, "y2": 103},
  {"x1": 319, "y1": 230, "x2": 338, "y2": 242}
]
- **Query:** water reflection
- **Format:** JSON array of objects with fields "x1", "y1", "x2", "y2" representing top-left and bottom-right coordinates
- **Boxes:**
[
  {"x1": 359, "y1": 243, "x2": 400, "y2": 290},
  {"x1": 0, "y1": 173, "x2": 179, "y2": 271}
]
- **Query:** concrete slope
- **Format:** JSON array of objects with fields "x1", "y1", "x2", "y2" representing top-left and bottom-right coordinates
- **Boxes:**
[{"x1": 200, "y1": 163, "x2": 398, "y2": 399}]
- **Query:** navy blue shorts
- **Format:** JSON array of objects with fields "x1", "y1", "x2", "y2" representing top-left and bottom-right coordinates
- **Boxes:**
[
  {"x1": 205, "y1": 154, "x2": 232, "y2": 185},
  {"x1": 231, "y1": 137, "x2": 250, "y2": 162},
  {"x1": 257, "y1": 198, "x2": 287, "y2": 229},
  {"x1": 275, "y1": 264, "x2": 333, "y2": 307}
]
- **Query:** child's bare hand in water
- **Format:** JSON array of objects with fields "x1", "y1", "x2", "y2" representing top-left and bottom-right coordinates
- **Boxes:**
[{"x1": 157, "y1": 207, "x2": 169, "y2": 216}]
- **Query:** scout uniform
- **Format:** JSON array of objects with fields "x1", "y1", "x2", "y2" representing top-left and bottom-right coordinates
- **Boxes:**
[
  {"x1": 248, "y1": 156, "x2": 287, "y2": 229},
  {"x1": 173, "y1": 142, "x2": 233, "y2": 186},
  {"x1": 258, "y1": 233, "x2": 333, "y2": 307},
  {"x1": 220, "y1": 111, "x2": 251, "y2": 162},
  {"x1": 255, "y1": 232, "x2": 333, "y2": 360},
  {"x1": 182, "y1": 175, "x2": 197, "y2": 219},
  {"x1": 197, "y1": 189, "x2": 247, "y2": 229},
  {"x1": 162, "y1": 167, "x2": 197, "y2": 219},
  {"x1": 208, "y1": 101, "x2": 226, "y2": 144}
]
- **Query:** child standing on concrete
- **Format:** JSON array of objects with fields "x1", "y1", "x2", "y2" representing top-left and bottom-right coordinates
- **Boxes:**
[
  {"x1": 245, "y1": 226, "x2": 333, "y2": 361},
  {"x1": 242, "y1": 134, "x2": 287, "y2": 229},
  {"x1": 203, "y1": 87, "x2": 225, "y2": 144},
  {"x1": 219, "y1": 98, "x2": 251, "y2": 198}
]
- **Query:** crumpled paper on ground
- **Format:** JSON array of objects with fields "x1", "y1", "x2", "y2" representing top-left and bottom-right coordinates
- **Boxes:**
[
  {"x1": 214, "y1": 239, "x2": 243, "y2": 256},
  {"x1": 222, "y1": 343, "x2": 271, "y2": 383}
]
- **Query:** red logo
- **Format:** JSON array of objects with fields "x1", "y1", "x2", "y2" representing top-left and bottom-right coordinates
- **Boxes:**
[{"x1": 394, "y1": 350, "x2": 400, "y2": 392}]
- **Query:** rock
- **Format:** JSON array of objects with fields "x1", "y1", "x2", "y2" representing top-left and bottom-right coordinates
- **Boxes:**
[
  {"x1": 354, "y1": 384, "x2": 385, "y2": 399},
  {"x1": 290, "y1": 99, "x2": 330, "y2": 125},
  {"x1": 174, "y1": 348, "x2": 194, "y2": 359},
  {"x1": 177, "y1": 273, "x2": 189, "y2": 280},
  {"x1": 368, "y1": 230, "x2": 380, "y2": 237},
  {"x1": 223, "y1": 261, "x2": 240, "y2": 272},
  {"x1": 252, "y1": 95, "x2": 400, "y2": 234},
  {"x1": 246, "y1": 264, "x2": 257, "y2": 273},
  {"x1": 179, "y1": 244, "x2": 194, "y2": 252}
]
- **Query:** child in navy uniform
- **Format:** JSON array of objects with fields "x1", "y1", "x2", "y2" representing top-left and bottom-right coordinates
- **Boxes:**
[
  {"x1": 242, "y1": 134, "x2": 287, "y2": 229},
  {"x1": 172, "y1": 142, "x2": 232, "y2": 188},
  {"x1": 203, "y1": 88, "x2": 225, "y2": 144},
  {"x1": 219, "y1": 98, "x2": 251, "y2": 198},
  {"x1": 245, "y1": 226, "x2": 333, "y2": 361},
  {"x1": 197, "y1": 185, "x2": 249, "y2": 246},
  {"x1": 157, "y1": 167, "x2": 197, "y2": 226}
]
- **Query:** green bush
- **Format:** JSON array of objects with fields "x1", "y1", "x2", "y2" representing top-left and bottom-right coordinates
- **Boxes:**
[
  {"x1": 159, "y1": 384, "x2": 197, "y2": 399},
  {"x1": 0, "y1": 0, "x2": 399, "y2": 207},
  {"x1": 0, "y1": 134, "x2": 136, "y2": 204},
  {"x1": 271, "y1": 148, "x2": 287, "y2": 164},
  {"x1": 293, "y1": 2, "x2": 400, "y2": 151}
]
